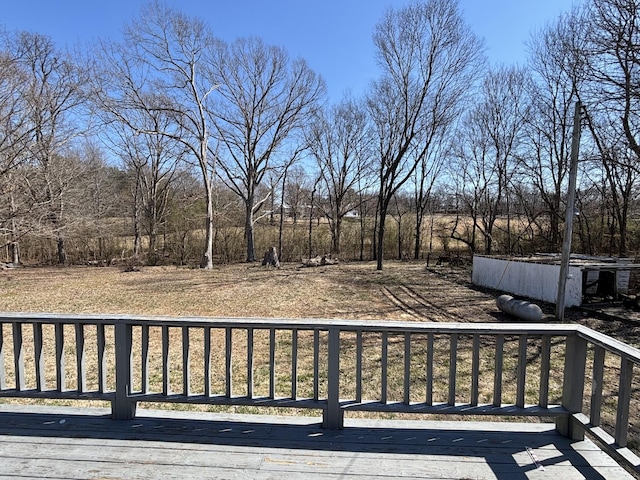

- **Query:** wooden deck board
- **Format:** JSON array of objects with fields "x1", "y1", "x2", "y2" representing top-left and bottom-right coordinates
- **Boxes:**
[{"x1": 0, "y1": 405, "x2": 633, "y2": 479}]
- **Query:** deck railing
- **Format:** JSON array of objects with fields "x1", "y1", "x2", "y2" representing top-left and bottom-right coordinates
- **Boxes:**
[{"x1": 1, "y1": 313, "x2": 639, "y2": 473}]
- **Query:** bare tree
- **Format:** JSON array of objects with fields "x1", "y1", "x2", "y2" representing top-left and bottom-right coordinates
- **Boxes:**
[
  {"x1": 211, "y1": 37, "x2": 325, "y2": 262},
  {"x1": 577, "y1": 0, "x2": 640, "y2": 255},
  {"x1": 7, "y1": 32, "x2": 88, "y2": 264},
  {"x1": 307, "y1": 96, "x2": 373, "y2": 255},
  {"x1": 390, "y1": 191, "x2": 413, "y2": 260},
  {"x1": 411, "y1": 131, "x2": 447, "y2": 259},
  {"x1": 524, "y1": 13, "x2": 583, "y2": 252},
  {"x1": 0, "y1": 46, "x2": 33, "y2": 263},
  {"x1": 104, "y1": 106, "x2": 184, "y2": 264},
  {"x1": 283, "y1": 164, "x2": 310, "y2": 226},
  {"x1": 368, "y1": 0, "x2": 484, "y2": 270},
  {"x1": 92, "y1": 1, "x2": 219, "y2": 268},
  {"x1": 75, "y1": 141, "x2": 123, "y2": 262},
  {"x1": 0, "y1": 47, "x2": 32, "y2": 177}
]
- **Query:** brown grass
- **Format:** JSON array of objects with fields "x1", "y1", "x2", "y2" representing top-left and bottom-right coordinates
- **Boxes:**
[{"x1": 0, "y1": 262, "x2": 406, "y2": 319}]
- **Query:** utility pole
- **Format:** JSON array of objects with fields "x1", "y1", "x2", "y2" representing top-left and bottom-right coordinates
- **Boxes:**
[{"x1": 556, "y1": 101, "x2": 582, "y2": 321}]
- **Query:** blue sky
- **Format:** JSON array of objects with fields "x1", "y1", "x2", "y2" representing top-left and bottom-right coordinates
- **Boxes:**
[{"x1": 2, "y1": 0, "x2": 576, "y2": 102}]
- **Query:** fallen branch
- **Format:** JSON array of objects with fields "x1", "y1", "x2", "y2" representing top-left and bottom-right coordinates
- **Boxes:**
[{"x1": 301, "y1": 255, "x2": 338, "y2": 267}]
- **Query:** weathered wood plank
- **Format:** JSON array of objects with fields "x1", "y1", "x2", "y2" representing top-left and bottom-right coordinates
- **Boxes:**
[
  {"x1": 291, "y1": 328, "x2": 298, "y2": 399},
  {"x1": 97, "y1": 323, "x2": 107, "y2": 393},
  {"x1": 141, "y1": 324, "x2": 150, "y2": 393},
  {"x1": 381, "y1": 331, "x2": 388, "y2": 403},
  {"x1": 225, "y1": 326, "x2": 233, "y2": 398},
  {"x1": 33, "y1": 323, "x2": 45, "y2": 391},
  {"x1": 54, "y1": 323, "x2": 65, "y2": 392},
  {"x1": 269, "y1": 328, "x2": 276, "y2": 399},
  {"x1": 182, "y1": 326, "x2": 190, "y2": 396},
  {"x1": 471, "y1": 334, "x2": 480, "y2": 406},
  {"x1": 0, "y1": 406, "x2": 632, "y2": 480},
  {"x1": 355, "y1": 330, "x2": 363, "y2": 403},
  {"x1": 426, "y1": 332, "x2": 433, "y2": 405},
  {"x1": 448, "y1": 333, "x2": 457, "y2": 406},
  {"x1": 11, "y1": 323, "x2": 24, "y2": 391},
  {"x1": 74, "y1": 323, "x2": 86, "y2": 393},
  {"x1": 615, "y1": 357, "x2": 634, "y2": 447},
  {"x1": 246, "y1": 327, "x2": 254, "y2": 398},
  {"x1": 403, "y1": 332, "x2": 410, "y2": 405},
  {"x1": 590, "y1": 344, "x2": 605, "y2": 427},
  {"x1": 539, "y1": 334, "x2": 551, "y2": 408},
  {"x1": 161, "y1": 325, "x2": 169, "y2": 395},
  {"x1": 516, "y1": 334, "x2": 527, "y2": 408},
  {"x1": 0, "y1": 323, "x2": 5, "y2": 390},
  {"x1": 494, "y1": 334, "x2": 504, "y2": 407}
]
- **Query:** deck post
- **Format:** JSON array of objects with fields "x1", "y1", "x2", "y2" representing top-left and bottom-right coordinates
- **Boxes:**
[
  {"x1": 556, "y1": 333, "x2": 587, "y2": 440},
  {"x1": 113, "y1": 322, "x2": 137, "y2": 420},
  {"x1": 323, "y1": 327, "x2": 343, "y2": 429}
]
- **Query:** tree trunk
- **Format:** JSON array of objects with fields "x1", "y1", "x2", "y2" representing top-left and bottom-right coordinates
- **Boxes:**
[
  {"x1": 372, "y1": 199, "x2": 380, "y2": 261},
  {"x1": 376, "y1": 199, "x2": 388, "y2": 271},
  {"x1": 245, "y1": 198, "x2": 256, "y2": 262},
  {"x1": 397, "y1": 216, "x2": 402, "y2": 260},
  {"x1": 9, "y1": 187, "x2": 20, "y2": 265},
  {"x1": 278, "y1": 169, "x2": 288, "y2": 261},
  {"x1": 414, "y1": 208, "x2": 423, "y2": 260},
  {"x1": 307, "y1": 184, "x2": 317, "y2": 260},
  {"x1": 200, "y1": 174, "x2": 214, "y2": 269},
  {"x1": 57, "y1": 236, "x2": 67, "y2": 265},
  {"x1": 332, "y1": 217, "x2": 342, "y2": 255}
]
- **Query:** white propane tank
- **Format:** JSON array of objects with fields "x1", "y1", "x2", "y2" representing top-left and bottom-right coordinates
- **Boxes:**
[{"x1": 496, "y1": 294, "x2": 543, "y2": 322}]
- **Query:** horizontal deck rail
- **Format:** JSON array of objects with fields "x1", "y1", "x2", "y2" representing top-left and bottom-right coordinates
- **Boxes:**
[{"x1": 1, "y1": 313, "x2": 639, "y2": 474}]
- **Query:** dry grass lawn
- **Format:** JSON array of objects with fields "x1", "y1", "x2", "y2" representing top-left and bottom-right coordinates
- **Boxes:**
[{"x1": 0, "y1": 261, "x2": 500, "y2": 320}]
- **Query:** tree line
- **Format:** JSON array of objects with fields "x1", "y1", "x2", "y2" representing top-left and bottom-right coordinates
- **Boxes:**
[{"x1": 1, "y1": 0, "x2": 639, "y2": 270}]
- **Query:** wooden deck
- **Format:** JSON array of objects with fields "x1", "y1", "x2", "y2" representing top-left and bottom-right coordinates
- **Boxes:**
[{"x1": 0, "y1": 405, "x2": 633, "y2": 479}]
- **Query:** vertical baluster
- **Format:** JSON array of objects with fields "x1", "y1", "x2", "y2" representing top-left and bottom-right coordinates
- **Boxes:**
[
  {"x1": 614, "y1": 357, "x2": 633, "y2": 447},
  {"x1": 225, "y1": 327, "x2": 233, "y2": 398},
  {"x1": 97, "y1": 324, "x2": 107, "y2": 393},
  {"x1": 269, "y1": 328, "x2": 276, "y2": 399},
  {"x1": 0, "y1": 323, "x2": 5, "y2": 390},
  {"x1": 516, "y1": 335, "x2": 528, "y2": 408},
  {"x1": 426, "y1": 333, "x2": 434, "y2": 405},
  {"x1": 590, "y1": 345, "x2": 605, "y2": 426},
  {"x1": 182, "y1": 326, "x2": 191, "y2": 396},
  {"x1": 448, "y1": 334, "x2": 458, "y2": 406},
  {"x1": 204, "y1": 327, "x2": 211, "y2": 397},
  {"x1": 493, "y1": 335, "x2": 504, "y2": 407},
  {"x1": 75, "y1": 323, "x2": 86, "y2": 393},
  {"x1": 33, "y1": 322, "x2": 45, "y2": 391},
  {"x1": 55, "y1": 323, "x2": 65, "y2": 392},
  {"x1": 324, "y1": 328, "x2": 342, "y2": 429},
  {"x1": 291, "y1": 329, "x2": 298, "y2": 399},
  {"x1": 141, "y1": 324, "x2": 150, "y2": 394},
  {"x1": 356, "y1": 330, "x2": 363, "y2": 403},
  {"x1": 539, "y1": 335, "x2": 551, "y2": 408},
  {"x1": 162, "y1": 325, "x2": 170, "y2": 395},
  {"x1": 471, "y1": 334, "x2": 480, "y2": 406},
  {"x1": 247, "y1": 328, "x2": 254, "y2": 398},
  {"x1": 313, "y1": 329, "x2": 320, "y2": 401},
  {"x1": 12, "y1": 323, "x2": 25, "y2": 391},
  {"x1": 404, "y1": 332, "x2": 411, "y2": 405},
  {"x1": 381, "y1": 332, "x2": 388, "y2": 404}
]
